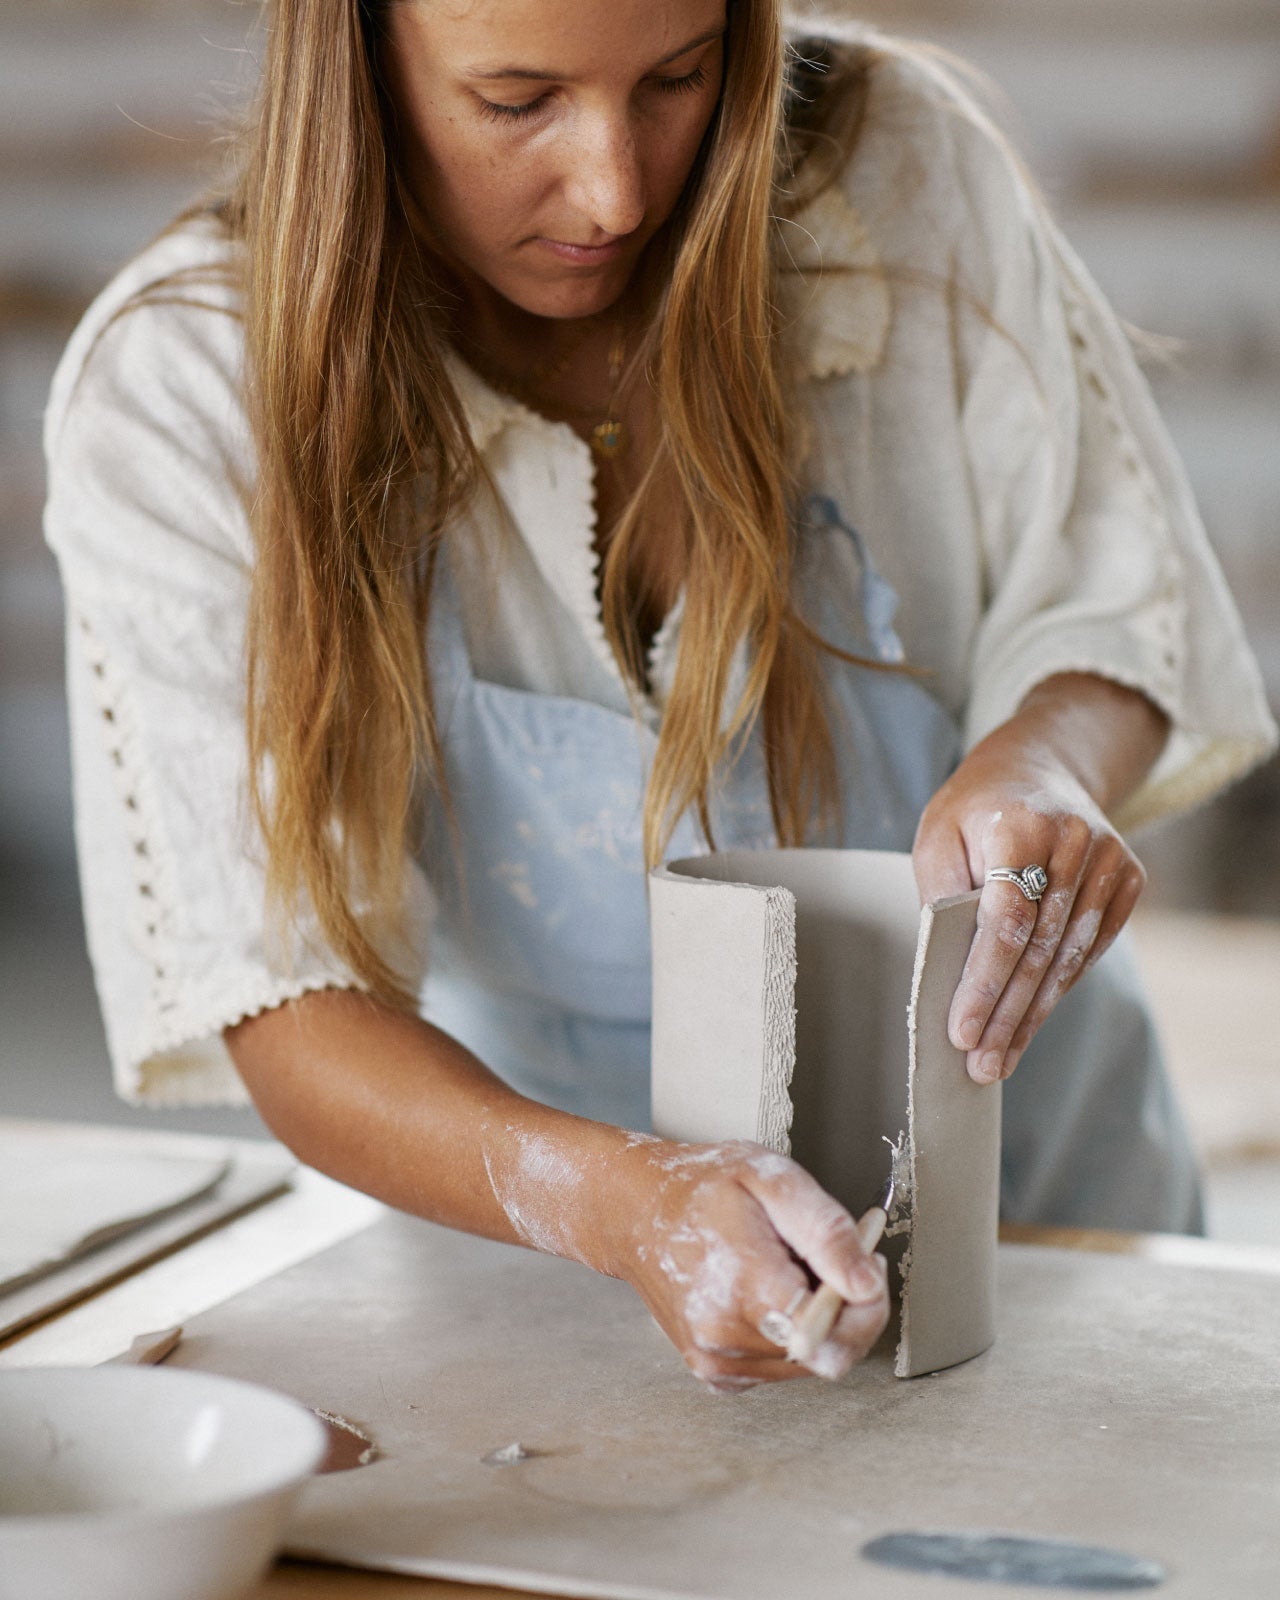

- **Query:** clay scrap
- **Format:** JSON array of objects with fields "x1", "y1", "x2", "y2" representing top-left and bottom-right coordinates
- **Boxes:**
[
  {"x1": 649, "y1": 849, "x2": 998, "y2": 1377},
  {"x1": 0, "y1": 1122, "x2": 296, "y2": 1340},
  {"x1": 0, "y1": 1127, "x2": 231, "y2": 1294}
]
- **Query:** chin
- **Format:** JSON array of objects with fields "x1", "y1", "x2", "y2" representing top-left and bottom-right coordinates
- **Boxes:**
[
  {"x1": 504, "y1": 264, "x2": 634, "y2": 323},
  {"x1": 520, "y1": 284, "x2": 627, "y2": 322}
]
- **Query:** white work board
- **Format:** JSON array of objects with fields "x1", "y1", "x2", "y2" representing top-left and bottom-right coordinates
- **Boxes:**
[
  {"x1": 165, "y1": 1212, "x2": 1280, "y2": 1599},
  {"x1": 0, "y1": 1120, "x2": 296, "y2": 1341}
]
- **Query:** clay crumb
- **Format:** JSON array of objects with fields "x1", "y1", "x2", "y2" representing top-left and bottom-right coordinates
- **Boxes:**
[
  {"x1": 883, "y1": 1131, "x2": 912, "y2": 1238},
  {"x1": 483, "y1": 1441, "x2": 537, "y2": 1467}
]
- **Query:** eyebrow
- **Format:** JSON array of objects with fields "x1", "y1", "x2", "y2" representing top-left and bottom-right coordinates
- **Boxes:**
[{"x1": 464, "y1": 24, "x2": 725, "y2": 83}]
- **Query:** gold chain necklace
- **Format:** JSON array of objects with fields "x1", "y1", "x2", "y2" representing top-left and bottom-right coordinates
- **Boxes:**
[
  {"x1": 460, "y1": 320, "x2": 629, "y2": 461},
  {"x1": 590, "y1": 326, "x2": 628, "y2": 460}
]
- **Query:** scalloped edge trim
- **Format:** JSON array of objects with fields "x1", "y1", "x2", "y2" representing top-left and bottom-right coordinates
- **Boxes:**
[
  {"x1": 969, "y1": 645, "x2": 1276, "y2": 838},
  {"x1": 124, "y1": 971, "x2": 361, "y2": 1106}
]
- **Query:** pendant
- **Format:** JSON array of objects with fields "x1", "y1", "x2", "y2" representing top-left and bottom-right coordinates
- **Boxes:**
[{"x1": 591, "y1": 418, "x2": 625, "y2": 459}]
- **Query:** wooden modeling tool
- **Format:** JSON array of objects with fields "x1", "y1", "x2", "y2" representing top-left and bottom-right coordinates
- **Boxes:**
[{"x1": 787, "y1": 1174, "x2": 895, "y2": 1366}]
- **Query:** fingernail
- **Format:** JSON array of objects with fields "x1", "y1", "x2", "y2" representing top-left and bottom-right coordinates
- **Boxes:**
[
  {"x1": 973, "y1": 1051, "x2": 1003, "y2": 1084},
  {"x1": 701, "y1": 1375, "x2": 762, "y2": 1395},
  {"x1": 954, "y1": 1016, "x2": 982, "y2": 1051},
  {"x1": 849, "y1": 1260, "x2": 884, "y2": 1302}
]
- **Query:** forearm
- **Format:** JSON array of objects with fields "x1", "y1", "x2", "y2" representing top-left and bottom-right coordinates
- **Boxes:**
[
  {"x1": 225, "y1": 989, "x2": 892, "y2": 1389},
  {"x1": 224, "y1": 989, "x2": 634, "y2": 1276},
  {"x1": 985, "y1": 671, "x2": 1169, "y2": 814}
]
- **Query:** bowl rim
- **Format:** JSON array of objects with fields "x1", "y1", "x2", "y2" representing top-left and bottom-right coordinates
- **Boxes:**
[{"x1": 0, "y1": 1365, "x2": 329, "y2": 1532}]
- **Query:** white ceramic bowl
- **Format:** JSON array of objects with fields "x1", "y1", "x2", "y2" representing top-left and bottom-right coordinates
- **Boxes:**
[{"x1": 0, "y1": 1366, "x2": 328, "y2": 1600}]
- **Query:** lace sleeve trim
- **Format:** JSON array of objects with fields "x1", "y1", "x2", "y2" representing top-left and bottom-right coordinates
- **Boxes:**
[
  {"x1": 74, "y1": 607, "x2": 360, "y2": 1103},
  {"x1": 75, "y1": 607, "x2": 186, "y2": 1026}
]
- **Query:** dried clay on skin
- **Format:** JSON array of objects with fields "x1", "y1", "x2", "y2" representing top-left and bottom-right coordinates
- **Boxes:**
[
  {"x1": 680, "y1": 1235, "x2": 745, "y2": 1328},
  {"x1": 481, "y1": 1126, "x2": 587, "y2": 1264}
]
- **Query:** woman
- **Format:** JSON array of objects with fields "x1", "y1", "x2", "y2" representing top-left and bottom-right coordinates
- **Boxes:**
[{"x1": 45, "y1": 0, "x2": 1275, "y2": 1391}]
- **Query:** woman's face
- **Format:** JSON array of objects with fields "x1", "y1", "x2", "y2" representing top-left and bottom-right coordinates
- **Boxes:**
[{"x1": 384, "y1": 0, "x2": 727, "y2": 321}]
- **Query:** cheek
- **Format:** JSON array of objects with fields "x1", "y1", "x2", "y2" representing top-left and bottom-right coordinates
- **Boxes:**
[
  {"x1": 412, "y1": 117, "x2": 540, "y2": 245},
  {"x1": 643, "y1": 97, "x2": 720, "y2": 212}
]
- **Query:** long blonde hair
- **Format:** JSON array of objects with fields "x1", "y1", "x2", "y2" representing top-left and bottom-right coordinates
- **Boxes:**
[{"x1": 229, "y1": 0, "x2": 876, "y2": 1005}]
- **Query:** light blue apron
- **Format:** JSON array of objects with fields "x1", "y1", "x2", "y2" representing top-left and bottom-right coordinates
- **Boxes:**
[{"x1": 420, "y1": 495, "x2": 1202, "y2": 1233}]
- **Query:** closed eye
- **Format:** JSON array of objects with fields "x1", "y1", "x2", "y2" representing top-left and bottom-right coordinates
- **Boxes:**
[
  {"x1": 651, "y1": 62, "x2": 710, "y2": 96},
  {"x1": 477, "y1": 94, "x2": 549, "y2": 124},
  {"x1": 476, "y1": 61, "x2": 712, "y2": 126}
]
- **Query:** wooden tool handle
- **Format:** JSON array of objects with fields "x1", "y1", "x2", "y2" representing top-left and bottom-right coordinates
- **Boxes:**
[{"x1": 785, "y1": 1207, "x2": 888, "y2": 1365}]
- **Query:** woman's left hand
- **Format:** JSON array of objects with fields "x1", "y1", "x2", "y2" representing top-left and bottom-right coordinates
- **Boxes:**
[{"x1": 912, "y1": 677, "x2": 1160, "y2": 1084}]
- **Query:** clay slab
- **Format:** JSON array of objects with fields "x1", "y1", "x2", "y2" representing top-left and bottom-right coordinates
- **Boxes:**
[
  {"x1": 899, "y1": 890, "x2": 1001, "y2": 1376},
  {"x1": 165, "y1": 1213, "x2": 1280, "y2": 1600},
  {"x1": 0, "y1": 1122, "x2": 295, "y2": 1340},
  {"x1": 0, "y1": 1122, "x2": 231, "y2": 1292},
  {"x1": 650, "y1": 850, "x2": 997, "y2": 1376}
]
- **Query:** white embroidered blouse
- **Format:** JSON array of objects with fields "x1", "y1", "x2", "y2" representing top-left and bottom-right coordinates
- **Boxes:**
[{"x1": 44, "y1": 40, "x2": 1277, "y2": 1107}]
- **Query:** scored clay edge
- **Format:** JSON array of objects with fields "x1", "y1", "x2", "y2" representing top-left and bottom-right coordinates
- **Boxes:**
[
  {"x1": 755, "y1": 885, "x2": 799, "y2": 1156},
  {"x1": 893, "y1": 900, "x2": 934, "y2": 1379}
]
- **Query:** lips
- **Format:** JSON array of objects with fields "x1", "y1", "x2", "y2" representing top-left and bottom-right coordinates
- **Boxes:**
[{"x1": 534, "y1": 235, "x2": 632, "y2": 265}]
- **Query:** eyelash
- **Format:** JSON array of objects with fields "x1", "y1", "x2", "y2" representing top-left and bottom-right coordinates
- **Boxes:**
[{"x1": 478, "y1": 62, "x2": 710, "y2": 125}]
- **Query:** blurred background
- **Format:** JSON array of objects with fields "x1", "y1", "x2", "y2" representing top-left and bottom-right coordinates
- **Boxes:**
[{"x1": 1, "y1": 0, "x2": 1277, "y2": 1241}]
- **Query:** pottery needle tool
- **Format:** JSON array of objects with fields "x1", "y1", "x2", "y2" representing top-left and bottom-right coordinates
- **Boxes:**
[{"x1": 786, "y1": 1174, "x2": 895, "y2": 1366}]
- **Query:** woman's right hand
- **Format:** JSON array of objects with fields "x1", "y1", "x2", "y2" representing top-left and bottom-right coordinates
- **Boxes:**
[
  {"x1": 609, "y1": 1138, "x2": 890, "y2": 1390},
  {"x1": 227, "y1": 993, "x2": 887, "y2": 1391}
]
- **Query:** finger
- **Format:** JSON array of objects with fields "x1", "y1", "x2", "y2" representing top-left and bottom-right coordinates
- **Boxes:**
[
  {"x1": 964, "y1": 876, "x2": 1081, "y2": 1082},
  {"x1": 671, "y1": 1202, "x2": 815, "y2": 1367},
  {"x1": 1092, "y1": 853, "x2": 1146, "y2": 953},
  {"x1": 806, "y1": 1279, "x2": 894, "y2": 1380},
  {"x1": 912, "y1": 815, "x2": 974, "y2": 906},
  {"x1": 686, "y1": 1349, "x2": 817, "y2": 1391},
  {"x1": 737, "y1": 1165, "x2": 884, "y2": 1309},
  {"x1": 949, "y1": 820, "x2": 1094, "y2": 1064},
  {"x1": 691, "y1": 1272, "x2": 891, "y2": 1388},
  {"x1": 784, "y1": 1205, "x2": 889, "y2": 1360},
  {"x1": 948, "y1": 874, "x2": 1047, "y2": 1060},
  {"x1": 1008, "y1": 854, "x2": 1145, "y2": 1057}
]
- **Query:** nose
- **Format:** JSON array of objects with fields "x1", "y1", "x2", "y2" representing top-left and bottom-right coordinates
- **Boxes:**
[{"x1": 565, "y1": 113, "x2": 646, "y2": 239}]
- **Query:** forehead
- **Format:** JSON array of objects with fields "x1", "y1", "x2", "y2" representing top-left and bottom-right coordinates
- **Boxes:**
[{"x1": 396, "y1": 0, "x2": 728, "y2": 74}]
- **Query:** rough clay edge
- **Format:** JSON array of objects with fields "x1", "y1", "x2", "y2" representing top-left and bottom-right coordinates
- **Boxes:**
[
  {"x1": 756, "y1": 886, "x2": 798, "y2": 1155},
  {"x1": 894, "y1": 901, "x2": 935, "y2": 1378}
]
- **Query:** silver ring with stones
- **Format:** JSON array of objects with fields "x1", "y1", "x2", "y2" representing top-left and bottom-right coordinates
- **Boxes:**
[{"x1": 985, "y1": 865, "x2": 1049, "y2": 903}]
